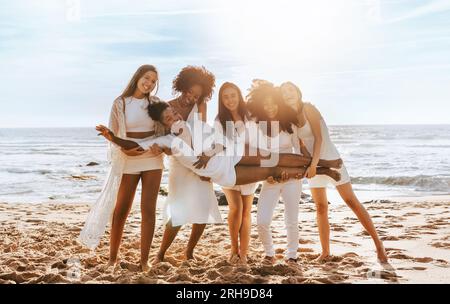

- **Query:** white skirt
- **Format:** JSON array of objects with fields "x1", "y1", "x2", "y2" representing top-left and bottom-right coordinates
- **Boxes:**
[
  {"x1": 122, "y1": 137, "x2": 164, "y2": 174},
  {"x1": 164, "y1": 157, "x2": 223, "y2": 227}
]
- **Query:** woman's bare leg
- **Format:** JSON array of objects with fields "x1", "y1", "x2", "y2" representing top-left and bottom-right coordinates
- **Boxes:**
[
  {"x1": 109, "y1": 174, "x2": 140, "y2": 266},
  {"x1": 239, "y1": 153, "x2": 341, "y2": 169},
  {"x1": 336, "y1": 182, "x2": 388, "y2": 263},
  {"x1": 140, "y1": 169, "x2": 162, "y2": 271},
  {"x1": 185, "y1": 224, "x2": 206, "y2": 260},
  {"x1": 234, "y1": 166, "x2": 340, "y2": 185},
  {"x1": 239, "y1": 194, "x2": 253, "y2": 264},
  {"x1": 310, "y1": 187, "x2": 331, "y2": 261},
  {"x1": 155, "y1": 220, "x2": 182, "y2": 263},
  {"x1": 223, "y1": 189, "x2": 243, "y2": 259}
]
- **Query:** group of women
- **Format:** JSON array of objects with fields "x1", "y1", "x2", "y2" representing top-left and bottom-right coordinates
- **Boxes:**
[{"x1": 79, "y1": 64, "x2": 388, "y2": 272}]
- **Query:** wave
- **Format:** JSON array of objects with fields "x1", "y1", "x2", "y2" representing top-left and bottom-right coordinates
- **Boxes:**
[
  {"x1": 0, "y1": 189, "x2": 34, "y2": 196},
  {"x1": 351, "y1": 175, "x2": 450, "y2": 192},
  {"x1": 5, "y1": 168, "x2": 71, "y2": 175}
]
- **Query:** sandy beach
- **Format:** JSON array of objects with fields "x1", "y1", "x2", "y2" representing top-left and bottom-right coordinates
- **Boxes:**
[{"x1": 0, "y1": 195, "x2": 449, "y2": 284}]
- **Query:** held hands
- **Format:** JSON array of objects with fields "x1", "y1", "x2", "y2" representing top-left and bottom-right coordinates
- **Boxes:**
[
  {"x1": 266, "y1": 171, "x2": 300, "y2": 184},
  {"x1": 150, "y1": 143, "x2": 163, "y2": 155},
  {"x1": 150, "y1": 144, "x2": 172, "y2": 155},
  {"x1": 193, "y1": 153, "x2": 212, "y2": 169},
  {"x1": 123, "y1": 143, "x2": 166, "y2": 157}
]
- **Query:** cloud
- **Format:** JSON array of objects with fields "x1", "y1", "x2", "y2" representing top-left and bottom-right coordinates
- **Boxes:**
[
  {"x1": 84, "y1": 8, "x2": 220, "y2": 19},
  {"x1": 385, "y1": 0, "x2": 450, "y2": 23}
]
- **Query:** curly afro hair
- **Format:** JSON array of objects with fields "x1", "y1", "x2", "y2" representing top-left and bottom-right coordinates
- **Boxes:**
[
  {"x1": 246, "y1": 79, "x2": 299, "y2": 134},
  {"x1": 172, "y1": 66, "x2": 216, "y2": 103}
]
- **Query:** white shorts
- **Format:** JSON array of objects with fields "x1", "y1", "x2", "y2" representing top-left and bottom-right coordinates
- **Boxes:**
[
  {"x1": 222, "y1": 182, "x2": 258, "y2": 196},
  {"x1": 122, "y1": 137, "x2": 165, "y2": 174},
  {"x1": 307, "y1": 163, "x2": 351, "y2": 188}
]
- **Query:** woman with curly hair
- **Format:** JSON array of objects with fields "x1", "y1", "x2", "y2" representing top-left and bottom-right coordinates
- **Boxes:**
[
  {"x1": 246, "y1": 80, "x2": 305, "y2": 265},
  {"x1": 169, "y1": 65, "x2": 215, "y2": 121},
  {"x1": 154, "y1": 66, "x2": 220, "y2": 263}
]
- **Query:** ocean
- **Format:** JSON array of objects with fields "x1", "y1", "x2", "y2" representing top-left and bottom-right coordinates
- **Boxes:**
[{"x1": 0, "y1": 125, "x2": 449, "y2": 204}]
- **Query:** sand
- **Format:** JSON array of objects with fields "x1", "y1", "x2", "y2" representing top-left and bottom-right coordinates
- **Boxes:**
[{"x1": 0, "y1": 196, "x2": 449, "y2": 284}]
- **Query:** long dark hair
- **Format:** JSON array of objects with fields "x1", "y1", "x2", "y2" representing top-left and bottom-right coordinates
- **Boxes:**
[
  {"x1": 120, "y1": 65, "x2": 159, "y2": 101},
  {"x1": 216, "y1": 82, "x2": 249, "y2": 132},
  {"x1": 247, "y1": 80, "x2": 299, "y2": 135}
]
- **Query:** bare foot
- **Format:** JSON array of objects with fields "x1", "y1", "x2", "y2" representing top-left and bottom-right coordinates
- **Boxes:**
[
  {"x1": 140, "y1": 262, "x2": 150, "y2": 272},
  {"x1": 152, "y1": 253, "x2": 164, "y2": 265},
  {"x1": 228, "y1": 253, "x2": 240, "y2": 265},
  {"x1": 106, "y1": 259, "x2": 117, "y2": 267},
  {"x1": 316, "y1": 253, "x2": 331, "y2": 263},
  {"x1": 262, "y1": 256, "x2": 275, "y2": 265},
  {"x1": 238, "y1": 255, "x2": 248, "y2": 265},
  {"x1": 184, "y1": 251, "x2": 197, "y2": 261},
  {"x1": 377, "y1": 246, "x2": 389, "y2": 264},
  {"x1": 102, "y1": 259, "x2": 119, "y2": 272}
]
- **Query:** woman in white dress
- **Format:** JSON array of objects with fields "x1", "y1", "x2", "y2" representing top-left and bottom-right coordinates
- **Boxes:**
[
  {"x1": 280, "y1": 81, "x2": 388, "y2": 263},
  {"x1": 246, "y1": 80, "x2": 304, "y2": 265},
  {"x1": 97, "y1": 101, "x2": 343, "y2": 189},
  {"x1": 154, "y1": 66, "x2": 221, "y2": 263},
  {"x1": 214, "y1": 82, "x2": 258, "y2": 265},
  {"x1": 79, "y1": 65, "x2": 165, "y2": 271}
]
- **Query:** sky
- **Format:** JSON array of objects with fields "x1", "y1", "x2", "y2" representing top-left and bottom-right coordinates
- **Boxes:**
[{"x1": 0, "y1": 0, "x2": 449, "y2": 127}]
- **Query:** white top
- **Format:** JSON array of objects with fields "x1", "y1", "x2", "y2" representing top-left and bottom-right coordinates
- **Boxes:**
[
  {"x1": 296, "y1": 117, "x2": 341, "y2": 160},
  {"x1": 140, "y1": 120, "x2": 240, "y2": 187},
  {"x1": 213, "y1": 118, "x2": 257, "y2": 145},
  {"x1": 124, "y1": 96, "x2": 155, "y2": 132},
  {"x1": 265, "y1": 130, "x2": 296, "y2": 154}
]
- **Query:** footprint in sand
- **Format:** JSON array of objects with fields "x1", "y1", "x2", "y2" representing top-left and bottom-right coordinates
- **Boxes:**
[
  {"x1": 167, "y1": 273, "x2": 191, "y2": 283},
  {"x1": 363, "y1": 269, "x2": 400, "y2": 282},
  {"x1": 299, "y1": 238, "x2": 314, "y2": 244},
  {"x1": 119, "y1": 261, "x2": 140, "y2": 272},
  {"x1": 331, "y1": 226, "x2": 347, "y2": 232},
  {"x1": 298, "y1": 248, "x2": 314, "y2": 253},
  {"x1": 388, "y1": 253, "x2": 414, "y2": 260},
  {"x1": 430, "y1": 241, "x2": 450, "y2": 249},
  {"x1": 217, "y1": 266, "x2": 233, "y2": 276},
  {"x1": 434, "y1": 260, "x2": 449, "y2": 268},
  {"x1": 206, "y1": 269, "x2": 221, "y2": 280},
  {"x1": 381, "y1": 236, "x2": 400, "y2": 241},
  {"x1": 403, "y1": 212, "x2": 420, "y2": 216}
]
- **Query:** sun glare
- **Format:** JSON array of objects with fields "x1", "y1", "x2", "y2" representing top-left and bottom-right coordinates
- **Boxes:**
[{"x1": 211, "y1": 0, "x2": 371, "y2": 69}]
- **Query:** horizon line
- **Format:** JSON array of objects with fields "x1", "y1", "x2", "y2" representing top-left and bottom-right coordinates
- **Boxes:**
[{"x1": 1, "y1": 123, "x2": 450, "y2": 129}]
